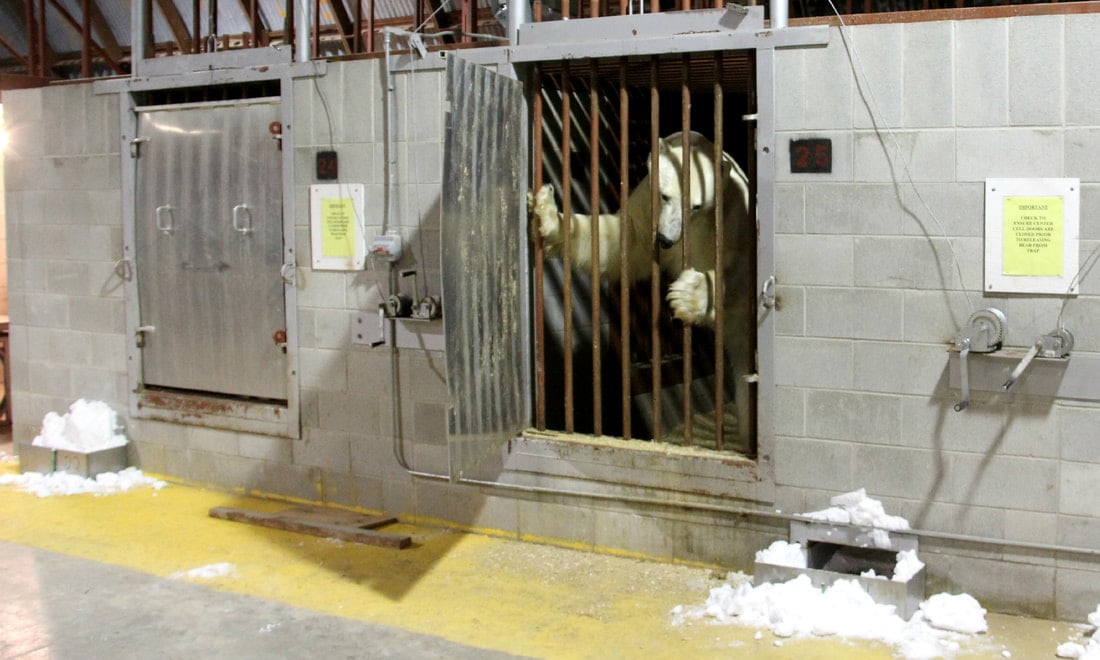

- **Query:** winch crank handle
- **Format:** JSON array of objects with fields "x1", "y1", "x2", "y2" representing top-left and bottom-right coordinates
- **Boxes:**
[
  {"x1": 369, "y1": 305, "x2": 387, "y2": 347},
  {"x1": 954, "y1": 338, "x2": 971, "y2": 412},
  {"x1": 1003, "y1": 339, "x2": 1042, "y2": 391}
]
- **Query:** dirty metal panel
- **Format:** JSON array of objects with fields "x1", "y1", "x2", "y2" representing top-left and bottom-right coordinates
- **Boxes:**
[
  {"x1": 135, "y1": 99, "x2": 288, "y2": 401},
  {"x1": 442, "y1": 56, "x2": 528, "y2": 480}
]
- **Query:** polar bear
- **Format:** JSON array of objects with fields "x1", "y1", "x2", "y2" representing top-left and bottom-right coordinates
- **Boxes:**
[{"x1": 530, "y1": 130, "x2": 755, "y2": 453}]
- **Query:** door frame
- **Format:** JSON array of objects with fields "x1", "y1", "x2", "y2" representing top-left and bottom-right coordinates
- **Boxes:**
[{"x1": 116, "y1": 61, "x2": 319, "y2": 439}]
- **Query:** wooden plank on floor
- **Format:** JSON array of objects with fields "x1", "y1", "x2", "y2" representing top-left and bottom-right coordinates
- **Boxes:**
[{"x1": 209, "y1": 506, "x2": 412, "y2": 549}]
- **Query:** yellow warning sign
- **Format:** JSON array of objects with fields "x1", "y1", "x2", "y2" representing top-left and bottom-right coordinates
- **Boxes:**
[
  {"x1": 321, "y1": 197, "x2": 354, "y2": 258},
  {"x1": 1003, "y1": 196, "x2": 1063, "y2": 277}
]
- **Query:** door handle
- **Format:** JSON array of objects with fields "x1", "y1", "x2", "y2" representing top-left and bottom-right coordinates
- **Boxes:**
[
  {"x1": 155, "y1": 205, "x2": 175, "y2": 235},
  {"x1": 233, "y1": 204, "x2": 253, "y2": 235}
]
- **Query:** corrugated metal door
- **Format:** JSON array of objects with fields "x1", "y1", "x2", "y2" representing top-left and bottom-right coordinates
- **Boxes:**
[
  {"x1": 442, "y1": 57, "x2": 528, "y2": 479},
  {"x1": 134, "y1": 99, "x2": 287, "y2": 401}
]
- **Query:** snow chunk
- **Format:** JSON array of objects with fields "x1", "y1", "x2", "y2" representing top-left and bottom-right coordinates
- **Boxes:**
[
  {"x1": 1057, "y1": 642, "x2": 1088, "y2": 659},
  {"x1": 0, "y1": 467, "x2": 166, "y2": 497},
  {"x1": 1089, "y1": 604, "x2": 1100, "y2": 629},
  {"x1": 171, "y1": 562, "x2": 238, "y2": 581},
  {"x1": 920, "y1": 593, "x2": 987, "y2": 634},
  {"x1": 804, "y1": 488, "x2": 910, "y2": 531},
  {"x1": 893, "y1": 549, "x2": 925, "y2": 583},
  {"x1": 754, "y1": 540, "x2": 807, "y2": 569},
  {"x1": 32, "y1": 399, "x2": 128, "y2": 453},
  {"x1": 1054, "y1": 604, "x2": 1100, "y2": 659}
]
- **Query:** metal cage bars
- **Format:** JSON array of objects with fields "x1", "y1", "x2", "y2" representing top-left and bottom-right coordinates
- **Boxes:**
[{"x1": 532, "y1": 53, "x2": 753, "y2": 452}]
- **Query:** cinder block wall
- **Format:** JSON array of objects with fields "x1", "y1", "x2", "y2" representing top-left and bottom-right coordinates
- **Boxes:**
[
  {"x1": 4, "y1": 83, "x2": 126, "y2": 440},
  {"x1": 774, "y1": 13, "x2": 1100, "y2": 620},
  {"x1": 5, "y1": 10, "x2": 1100, "y2": 620}
]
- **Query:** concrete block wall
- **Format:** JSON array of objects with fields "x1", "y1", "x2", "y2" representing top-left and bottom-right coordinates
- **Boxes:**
[
  {"x1": 774, "y1": 12, "x2": 1100, "y2": 619},
  {"x1": 3, "y1": 83, "x2": 127, "y2": 445}
]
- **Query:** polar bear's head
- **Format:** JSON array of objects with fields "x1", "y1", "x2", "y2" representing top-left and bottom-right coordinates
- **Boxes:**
[{"x1": 652, "y1": 131, "x2": 724, "y2": 248}]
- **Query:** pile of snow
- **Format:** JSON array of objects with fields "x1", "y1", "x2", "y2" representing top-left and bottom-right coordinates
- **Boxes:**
[
  {"x1": 0, "y1": 467, "x2": 166, "y2": 497},
  {"x1": 804, "y1": 488, "x2": 910, "y2": 531},
  {"x1": 170, "y1": 562, "x2": 238, "y2": 581},
  {"x1": 673, "y1": 574, "x2": 987, "y2": 660},
  {"x1": 755, "y1": 540, "x2": 807, "y2": 568},
  {"x1": 33, "y1": 399, "x2": 127, "y2": 453},
  {"x1": 1055, "y1": 605, "x2": 1100, "y2": 659},
  {"x1": 673, "y1": 489, "x2": 992, "y2": 659}
]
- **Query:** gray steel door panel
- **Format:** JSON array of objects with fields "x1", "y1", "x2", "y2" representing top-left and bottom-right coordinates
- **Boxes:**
[
  {"x1": 135, "y1": 100, "x2": 287, "y2": 401},
  {"x1": 442, "y1": 57, "x2": 528, "y2": 479}
]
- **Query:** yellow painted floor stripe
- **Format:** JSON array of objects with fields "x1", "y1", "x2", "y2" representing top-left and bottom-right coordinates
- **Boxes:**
[{"x1": 0, "y1": 456, "x2": 1081, "y2": 658}]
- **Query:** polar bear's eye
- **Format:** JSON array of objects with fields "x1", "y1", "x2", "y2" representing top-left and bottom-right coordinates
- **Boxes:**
[{"x1": 661, "y1": 193, "x2": 672, "y2": 203}]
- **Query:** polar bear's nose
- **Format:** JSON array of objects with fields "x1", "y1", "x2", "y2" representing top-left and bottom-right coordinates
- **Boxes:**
[{"x1": 657, "y1": 234, "x2": 676, "y2": 249}]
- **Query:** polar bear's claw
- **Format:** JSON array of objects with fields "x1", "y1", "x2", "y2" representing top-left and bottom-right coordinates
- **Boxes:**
[
  {"x1": 531, "y1": 184, "x2": 561, "y2": 244},
  {"x1": 667, "y1": 268, "x2": 710, "y2": 325}
]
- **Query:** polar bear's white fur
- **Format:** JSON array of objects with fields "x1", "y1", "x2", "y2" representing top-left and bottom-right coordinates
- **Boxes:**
[{"x1": 530, "y1": 131, "x2": 755, "y2": 452}]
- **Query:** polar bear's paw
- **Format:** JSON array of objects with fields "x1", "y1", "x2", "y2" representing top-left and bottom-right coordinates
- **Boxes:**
[
  {"x1": 667, "y1": 268, "x2": 711, "y2": 325},
  {"x1": 529, "y1": 184, "x2": 561, "y2": 245}
]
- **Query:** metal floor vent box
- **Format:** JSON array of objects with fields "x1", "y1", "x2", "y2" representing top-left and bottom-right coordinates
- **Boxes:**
[
  {"x1": 19, "y1": 444, "x2": 128, "y2": 478},
  {"x1": 753, "y1": 520, "x2": 926, "y2": 620}
]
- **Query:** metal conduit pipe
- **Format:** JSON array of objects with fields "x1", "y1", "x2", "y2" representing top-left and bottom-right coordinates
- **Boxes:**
[
  {"x1": 452, "y1": 475, "x2": 1100, "y2": 559},
  {"x1": 295, "y1": 0, "x2": 311, "y2": 62},
  {"x1": 508, "y1": 0, "x2": 530, "y2": 44},
  {"x1": 770, "y1": 0, "x2": 788, "y2": 29}
]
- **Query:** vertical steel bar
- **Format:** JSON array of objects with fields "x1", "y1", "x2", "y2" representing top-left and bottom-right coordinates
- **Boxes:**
[
  {"x1": 562, "y1": 0, "x2": 570, "y2": 20},
  {"x1": 534, "y1": 0, "x2": 543, "y2": 21},
  {"x1": 81, "y1": 0, "x2": 90, "y2": 78},
  {"x1": 562, "y1": 64, "x2": 575, "y2": 433},
  {"x1": 367, "y1": 0, "x2": 374, "y2": 51},
  {"x1": 25, "y1": 0, "x2": 35, "y2": 77},
  {"x1": 286, "y1": 0, "x2": 294, "y2": 52},
  {"x1": 649, "y1": 56, "x2": 661, "y2": 442},
  {"x1": 713, "y1": 52, "x2": 725, "y2": 452},
  {"x1": 193, "y1": 0, "x2": 201, "y2": 53},
  {"x1": 619, "y1": 58, "x2": 631, "y2": 440},
  {"x1": 38, "y1": 0, "x2": 47, "y2": 77},
  {"x1": 680, "y1": 54, "x2": 693, "y2": 446},
  {"x1": 250, "y1": 0, "x2": 258, "y2": 47},
  {"x1": 589, "y1": 60, "x2": 602, "y2": 436},
  {"x1": 206, "y1": 0, "x2": 215, "y2": 52},
  {"x1": 313, "y1": 0, "x2": 320, "y2": 59},
  {"x1": 354, "y1": 0, "x2": 362, "y2": 53},
  {"x1": 534, "y1": 66, "x2": 547, "y2": 431}
]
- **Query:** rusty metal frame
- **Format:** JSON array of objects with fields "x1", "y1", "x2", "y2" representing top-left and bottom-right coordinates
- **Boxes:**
[{"x1": 530, "y1": 53, "x2": 745, "y2": 450}]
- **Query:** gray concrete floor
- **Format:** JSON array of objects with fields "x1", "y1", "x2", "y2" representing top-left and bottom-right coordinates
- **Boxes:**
[{"x1": 0, "y1": 540, "x2": 519, "y2": 660}]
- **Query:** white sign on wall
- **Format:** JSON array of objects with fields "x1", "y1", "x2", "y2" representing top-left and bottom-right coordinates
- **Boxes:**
[
  {"x1": 984, "y1": 178, "x2": 1080, "y2": 295},
  {"x1": 310, "y1": 183, "x2": 367, "y2": 271}
]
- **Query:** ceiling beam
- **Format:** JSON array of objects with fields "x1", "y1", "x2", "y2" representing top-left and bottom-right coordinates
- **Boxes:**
[
  {"x1": 327, "y1": 0, "x2": 356, "y2": 39},
  {"x1": 155, "y1": 0, "x2": 194, "y2": 53},
  {"x1": 46, "y1": 0, "x2": 124, "y2": 74},
  {"x1": 235, "y1": 0, "x2": 271, "y2": 46},
  {"x1": 85, "y1": 0, "x2": 122, "y2": 63}
]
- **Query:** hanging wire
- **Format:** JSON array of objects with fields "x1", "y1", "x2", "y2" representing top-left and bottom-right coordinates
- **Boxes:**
[{"x1": 826, "y1": 0, "x2": 975, "y2": 315}]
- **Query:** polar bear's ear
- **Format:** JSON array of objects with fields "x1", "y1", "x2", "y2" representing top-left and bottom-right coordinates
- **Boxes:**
[{"x1": 657, "y1": 137, "x2": 671, "y2": 156}]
